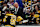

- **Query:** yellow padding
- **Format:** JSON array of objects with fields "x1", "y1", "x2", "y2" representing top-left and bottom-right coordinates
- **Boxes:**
[
  {"x1": 28, "y1": 1, "x2": 31, "y2": 3},
  {"x1": 6, "y1": 14, "x2": 14, "y2": 16},
  {"x1": 17, "y1": 16, "x2": 23, "y2": 22},
  {"x1": 38, "y1": 10, "x2": 40, "y2": 13},
  {"x1": 3, "y1": 18, "x2": 7, "y2": 22},
  {"x1": 34, "y1": 14, "x2": 39, "y2": 18},
  {"x1": 5, "y1": 25, "x2": 14, "y2": 27}
]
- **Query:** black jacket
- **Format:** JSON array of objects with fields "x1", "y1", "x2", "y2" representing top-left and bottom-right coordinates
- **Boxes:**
[{"x1": 14, "y1": 7, "x2": 25, "y2": 18}]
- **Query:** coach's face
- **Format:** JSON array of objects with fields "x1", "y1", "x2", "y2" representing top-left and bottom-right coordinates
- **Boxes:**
[{"x1": 14, "y1": 3, "x2": 18, "y2": 8}]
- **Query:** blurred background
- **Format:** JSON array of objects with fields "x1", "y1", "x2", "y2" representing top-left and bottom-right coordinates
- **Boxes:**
[{"x1": 0, "y1": 0, "x2": 40, "y2": 27}]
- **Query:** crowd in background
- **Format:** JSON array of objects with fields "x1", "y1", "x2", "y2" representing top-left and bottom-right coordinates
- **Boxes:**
[{"x1": 0, "y1": 0, "x2": 40, "y2": 26}]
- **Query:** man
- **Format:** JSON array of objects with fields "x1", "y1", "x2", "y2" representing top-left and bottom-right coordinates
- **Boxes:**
[
  {"x1": 2, "y1": 2, "x2": 9, "y2": 19},
  {"x1": 7, "y1": 0, "x2": 14, "y2": 6},
  {"x1": 32, "y1": 1, "x2": 40, "y2": 24},
  {"x1": 2, "y1": 2, "x2": 9, "y2": 11},
  {"x1": 37, "y1": 0, "x2": 40, "y2": 10},
  {"x1": 33, "y1": 1, "x2": 40, "y2": 14},
  {"x1": 14, "y1": 2, "x2": 24, "y2": 18},
  {"x1": 22, "y1": 0, "x2": 26, "y2": 7}
]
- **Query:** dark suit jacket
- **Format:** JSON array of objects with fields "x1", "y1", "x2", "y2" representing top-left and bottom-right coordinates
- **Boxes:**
[{"x1": 14, "y1": 7, "x2": 25, "y2": 18}]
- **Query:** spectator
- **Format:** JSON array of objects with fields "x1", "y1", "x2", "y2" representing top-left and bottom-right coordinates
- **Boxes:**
[
  {"x1": 2, "y1": 2, "x2": 9, "y2": 11},
  {"x1": 7, "y1": 0, "x2": 15, "y2": 9},
  {"x1": 22, "y1": 0, "x2": 25, "y2": 4},
  {"x1": 14, "y1": 2, "x2": 24, "y2": 18},
  {"x1": 22, "y1": 0, "x2": 26, "y2": 7},
  {"x1": 32, "y1": 5, "x2": 38, "y2": 15},
  {"x1": 7, "y1": 0, "x2": 14, "y2": 6},
  {"x1": 37, "y1": 0, "x2": 40, "y2": 10}
]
